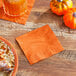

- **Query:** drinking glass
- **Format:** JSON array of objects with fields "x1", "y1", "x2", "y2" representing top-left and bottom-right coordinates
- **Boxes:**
[{"x1": 3, "y1": 0, "x2": 27, "y2": 16}]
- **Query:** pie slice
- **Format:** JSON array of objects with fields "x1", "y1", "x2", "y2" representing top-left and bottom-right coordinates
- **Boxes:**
[{"x1": 0, "y1": 40, "x2": 15, "y2": 75}]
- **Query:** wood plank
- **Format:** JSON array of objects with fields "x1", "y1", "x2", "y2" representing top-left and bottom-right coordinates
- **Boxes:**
[
  {"x1": 0, "y1": 29, "x2": 76, "y2": 59},
  {"x1": 16, "y1": 56, "x2": 76, "y2": 76},
  {"x1": 0, "y1": 29, "x2": 76, "y2": 50}
]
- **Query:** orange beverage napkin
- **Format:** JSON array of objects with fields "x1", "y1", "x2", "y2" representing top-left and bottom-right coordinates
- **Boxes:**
[
  {"x1": 0, "y1": 0, "x2": 35, "y2": 24},
  {"x1": 0, "y1": 0, "x2": 3, "y2": 8},
  {"x1": 16, "y1": 25, "x2": 64, "y2": 64}
]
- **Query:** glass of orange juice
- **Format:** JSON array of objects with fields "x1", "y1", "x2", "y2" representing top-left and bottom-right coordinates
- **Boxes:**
[{"x1": 3, "y1": 0, "x2": 27, "y2": 16}]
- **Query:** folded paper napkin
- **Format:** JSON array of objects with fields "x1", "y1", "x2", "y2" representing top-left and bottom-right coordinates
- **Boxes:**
[
  {"x1": 16, "y1": 25, "x2": 64, "y2": 64},
  {"x1": 0, "y1": 0, "x2": 2, "y2": 8},
  {"x1": 0, "y1": 0, "x2": 35, "y2": 24}
]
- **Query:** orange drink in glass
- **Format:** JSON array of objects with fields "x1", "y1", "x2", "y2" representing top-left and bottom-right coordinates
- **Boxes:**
[{"x1": 3, "y1": 0, "x2": 27, "y2": 16}]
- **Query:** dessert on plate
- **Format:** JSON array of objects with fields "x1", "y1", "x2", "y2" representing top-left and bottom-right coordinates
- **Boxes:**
[{"x1": 0, "y1": 37, "x2": 18, "y2": 76}]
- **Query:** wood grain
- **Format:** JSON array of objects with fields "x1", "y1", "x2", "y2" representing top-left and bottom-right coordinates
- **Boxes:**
[{"x1": 0, "y1": 0, "x2": 76, "y2": 76}]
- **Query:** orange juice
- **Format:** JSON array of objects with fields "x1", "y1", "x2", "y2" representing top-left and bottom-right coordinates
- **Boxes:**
[{"x1": 3, "y1": 0, "x2": 27, "y2": 16}]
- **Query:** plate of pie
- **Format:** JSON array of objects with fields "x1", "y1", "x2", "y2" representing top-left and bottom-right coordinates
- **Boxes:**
[{"x1": 0, "y1": 36, "x2": 18, "y2": 76}]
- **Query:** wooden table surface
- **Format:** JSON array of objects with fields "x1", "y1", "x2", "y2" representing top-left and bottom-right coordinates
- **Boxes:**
[{"x1": 0, "y1": 0, "x2": 76, "y2": 76}]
